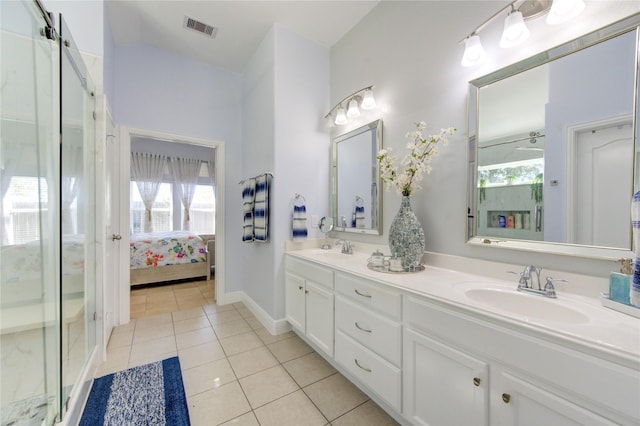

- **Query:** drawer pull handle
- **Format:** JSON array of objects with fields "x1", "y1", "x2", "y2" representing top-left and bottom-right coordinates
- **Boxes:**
[
  {"x1": 354, "y1": 322, "x2": 372, "y2": 333},
  {"x1": 473, "y1": 377, "x2": 481, "y2": 387},
  {"x1": 354, "y1": 359, "x2": 372, "y2": 373},
  {"x1": 354, "y1": 289, "x2": 372, "y2": 298},
  {"x1": 502, "y1": 393, "x2": 511, "y2": 404}
]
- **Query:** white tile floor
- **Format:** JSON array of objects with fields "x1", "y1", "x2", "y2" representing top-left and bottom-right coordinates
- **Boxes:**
[{"x1": 98, "y1": 296, "x2": 399, "y2": 425}]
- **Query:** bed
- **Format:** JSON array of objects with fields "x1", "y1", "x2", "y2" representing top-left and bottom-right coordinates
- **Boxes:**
[{"x1": 129, "y1": 231, "x2": 209, "y2": 286}]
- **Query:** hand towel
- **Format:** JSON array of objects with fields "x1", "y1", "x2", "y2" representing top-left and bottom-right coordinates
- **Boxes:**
[
  {"x1": 292, "y1": 202, "x2": 308, "y2": 240},
  {"x1": 254, "y1": 174, "x2": 269, "y2": 242},
  {"x1": 355, "y1": 206, "x2": 366, "y2": 228},
  {"x1": 242, "y1": 178, "x2": 255, "y2": 242},
  {"x1": 631, "y1": 190, "x2": 640, "y2": 306}
]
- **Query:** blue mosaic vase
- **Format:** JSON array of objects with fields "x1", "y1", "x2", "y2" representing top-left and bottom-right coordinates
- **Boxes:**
[{"x1": 388, "y1": 196, "x2": 425, "y2": 271}]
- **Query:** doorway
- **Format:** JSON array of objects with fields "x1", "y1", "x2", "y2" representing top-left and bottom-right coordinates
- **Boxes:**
[{"x1": 117, "y1": 127, "x2": 225, "y2": 324}]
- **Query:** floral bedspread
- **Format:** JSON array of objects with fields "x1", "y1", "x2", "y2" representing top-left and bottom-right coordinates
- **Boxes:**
[
  {"x1": 1, "y1": 235, "x2": 85, "y2": 283},
  {"x1": 130, "y1": 231, "x2": 207, "y2": 269}
]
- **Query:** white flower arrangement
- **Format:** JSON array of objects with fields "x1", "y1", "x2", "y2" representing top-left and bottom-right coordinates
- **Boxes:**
[{"x1": 377, "y1": 121, "x2": 456, "y2": 196}]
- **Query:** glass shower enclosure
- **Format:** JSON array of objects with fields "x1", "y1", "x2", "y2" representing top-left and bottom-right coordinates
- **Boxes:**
[{"x1": 1, "y1": 1, "x2": 97, "y2": 424}]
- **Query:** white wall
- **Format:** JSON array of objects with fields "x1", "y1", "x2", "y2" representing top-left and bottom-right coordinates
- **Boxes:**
[
  {"x1": 273, "y1": 26, "x2": 330, "y2": 318},
  {"x1": 113, "y1": 44, "x2": 244, "y2": 293},
  {"x1": 330, "y1": 0, "x2": 640, "y2": 278},
  {"x1": 241, "y1": 25, "x2": 330, "y2": 319},
  {"x1": 45, "y1": 0, "x2": 104, "y2": 57}
]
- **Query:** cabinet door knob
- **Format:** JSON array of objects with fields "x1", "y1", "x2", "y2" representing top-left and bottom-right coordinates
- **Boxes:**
[
  {"x1": 305, "y1": 290, "x2": 309, "y2": 294},
  {"x1": 473, "y1": 377, "x2": 481, "y2": 387},
  {"x1": 502, "y1": 393, "x2": 511, "y2": 404},
  {"x1": 298, "y1": 285, "x2": 303, "y2": 290}
]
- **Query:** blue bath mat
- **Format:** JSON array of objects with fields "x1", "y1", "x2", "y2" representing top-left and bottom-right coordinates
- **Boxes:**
[{"x1": 80, "y1": 357, "x2": 190, "y2": 425}]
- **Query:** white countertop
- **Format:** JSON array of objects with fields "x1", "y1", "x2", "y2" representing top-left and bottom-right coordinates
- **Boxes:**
[{"x1": 286, "y1": 246, "x2": 640, "y2": 368}]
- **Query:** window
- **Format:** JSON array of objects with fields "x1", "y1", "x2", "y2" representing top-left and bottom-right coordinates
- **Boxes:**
[
  {"x1": 189, "y1": 184, "x2": 215, "y2": 234},
  {"x1": 130, "y1": 182, "x2": 173, "y2": 234},
  {"x1": 477, "y1": 158, "x2": 544, "y2": 187},
  {"x1": 2, "y1": 176, "x2": 49, "y2": 244},
  {"x1": 129, "y1": 162, "x2": 215, "y2": 235}
]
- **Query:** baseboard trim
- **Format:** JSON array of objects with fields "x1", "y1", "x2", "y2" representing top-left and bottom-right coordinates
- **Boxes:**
[{"x1": 222, "y1": 291, "x2": 291, "y2": 335}]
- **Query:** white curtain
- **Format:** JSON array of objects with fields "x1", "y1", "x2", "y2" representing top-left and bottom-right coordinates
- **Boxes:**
[
  {"x1": 171, "y1": 157, "x2": 201, "y2": 230},
  {"x1": 61, "y1": 144, "x2": 83, "y2": 234},
  {"x1": 207, "y1": 157, "x2": 216, "y2": 197},
  {"x1": 131, "y1": 152, "x2": 167, "y2": 233}
]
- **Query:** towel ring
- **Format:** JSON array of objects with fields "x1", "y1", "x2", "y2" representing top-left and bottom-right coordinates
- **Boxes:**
[
  {"x1": 294, "y1": 193, "x2": 307, "y2": 205},
  {"x1": 355, "y1": 195, "x2": 364, "y2": 207}
]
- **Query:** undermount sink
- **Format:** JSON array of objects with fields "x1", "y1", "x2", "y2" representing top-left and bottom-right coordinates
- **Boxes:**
[{"x1": 460, "y1": 286, "x2": 590, "y2": 324}]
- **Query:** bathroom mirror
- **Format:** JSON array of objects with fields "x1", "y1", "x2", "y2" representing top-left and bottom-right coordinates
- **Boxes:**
[
  {"x1": 467, "y1": 14, "x2": 639, "y2": 260},
  {"x1": 331, "y1": 119, "x2": 383, "y2": 235}
]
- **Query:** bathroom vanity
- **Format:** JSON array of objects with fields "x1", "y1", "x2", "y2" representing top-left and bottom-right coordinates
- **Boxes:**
[{"x1": 284, "y1": 248, "x2": 640, "y2": 425}]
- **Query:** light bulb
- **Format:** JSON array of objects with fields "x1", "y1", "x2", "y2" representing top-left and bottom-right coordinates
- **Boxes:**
[
  {"x1": 361, "y1": 89, "x2": 376, "y2": 110},
  {"x1": 334, "y1": 106, "x2": 348, "y2": 125},
  {"x1": 461, "y1": 34, "x2": 486, "y2": 67},
  {"x1": 499, "y1": 10, "x2": 530, "y2": 48},
  {"x1": 546, "y1": 0, "x2": 585, "y2": 24},
  {"x1": 346, "y1": 98, "x2": 360, "y2": 118}
]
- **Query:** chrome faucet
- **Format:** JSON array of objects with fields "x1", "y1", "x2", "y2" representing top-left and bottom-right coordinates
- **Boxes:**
[
  {"x1": 335, "y1": 239, "x2": 353, "y2": 254},
  {"x1": 509, "y1": 265, "x2": 563, "y2": 298}
]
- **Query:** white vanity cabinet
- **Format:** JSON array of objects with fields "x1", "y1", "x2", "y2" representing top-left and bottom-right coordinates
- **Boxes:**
[
  {"x1": 403, "y1": 327, "x2": 489, "y2": 425},
  {"x1": 334, "y1": 272, "x2": 403, "y2": 412},
  {"x1": 284, "y1": 256, "x2": 334, "y2": 357},
  {"x1": 284, "y1": 252, "x2": 639, "y2": 425},
  {"x1": 404, "y1": 294, "x2": 640, "y2": 425}
]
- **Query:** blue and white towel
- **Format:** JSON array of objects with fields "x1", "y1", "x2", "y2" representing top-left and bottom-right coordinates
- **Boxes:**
[
  {"x1": 254, "y1": 174, "x2": 269, "y2": 242},
  {"x1": 631, "y1": 190, "x2": 640, "y2": 306},
  {"x1": 355, "y1": 206, "x2": 365, "y2": 228},
  {"x1": 292, "y1": 203, "x2": 308, "y2": 240},
  {"x1": 242, "y1": 178, "x2": 255, "y2": 242}
]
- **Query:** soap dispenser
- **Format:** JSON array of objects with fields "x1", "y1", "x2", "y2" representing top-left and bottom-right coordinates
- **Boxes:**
[{"x1": 610, "y1": 258, "x2": 632, "y2": 304}]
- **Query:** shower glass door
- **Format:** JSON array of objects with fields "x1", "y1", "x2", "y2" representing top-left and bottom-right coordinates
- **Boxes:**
[
  {"x1": 0, "y1": 1, "x2": 60, "y2": 424},
  {"x1": 59, "y1": 14, "x2": 97, "y2": 418}
]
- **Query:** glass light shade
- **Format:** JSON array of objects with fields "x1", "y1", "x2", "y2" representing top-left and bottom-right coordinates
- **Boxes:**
[
  {"x1": 499, "y1": 10, "x2": 530, "y2": 48},
  {"x1": 361, "y1": 89, "x2": 376, "y2": 110},
  {"x1": 461, "y1": 35, "x2": 486, "y2": 67},
  {"x1": 347, "y1": 98, "x2": 360, "y2": 118},
  {"x1": 546, "y1": 0, "x2": 585, "y2": 24},
  {"x1": 334, "y1": 107, "x2": 348, "y2": 125}
]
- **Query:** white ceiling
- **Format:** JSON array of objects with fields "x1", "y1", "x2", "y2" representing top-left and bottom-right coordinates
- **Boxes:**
[{"x1": 105, "y1": 0, "x2": 380, "y2": 73}]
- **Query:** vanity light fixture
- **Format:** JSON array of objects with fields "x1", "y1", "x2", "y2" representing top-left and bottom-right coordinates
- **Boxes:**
[
  {"x1": 546, "y1": 0, "x2": 585, "y2": 24},
  {"x1": 325, "y1": 85, "x2": 376, "y2": 127},
  {"x1": 347, "y1": 98, "x2": 360, "y2": 118},
  {"x1": 499, "y1": 5, "x2": 530, "y2": 48},
  {"x1": 460, "y1": 0, "x2": 585, "y2": 67}
]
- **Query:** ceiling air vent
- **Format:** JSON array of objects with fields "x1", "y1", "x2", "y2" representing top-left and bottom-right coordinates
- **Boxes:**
[{"x1": 183, "y1": 16, "x2": 218, "y2": 39}]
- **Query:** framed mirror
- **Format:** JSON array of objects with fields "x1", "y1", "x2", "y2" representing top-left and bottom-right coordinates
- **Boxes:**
[
  {"x1": 331, "y1": 119, "x2": 383, "y2": 235},
  {"x1": 467, "y1": 14, "x2": 639, "y2": 260}
]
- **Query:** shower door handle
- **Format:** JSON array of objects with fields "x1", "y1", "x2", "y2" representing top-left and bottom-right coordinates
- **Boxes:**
[{"x1": 112, "y1": 234, "x2": 122, "y2": 241}]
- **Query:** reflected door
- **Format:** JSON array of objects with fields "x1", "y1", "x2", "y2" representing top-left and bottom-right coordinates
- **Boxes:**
[{"x1": 574, "y1": 122, "x2": 633, "y2": 247}]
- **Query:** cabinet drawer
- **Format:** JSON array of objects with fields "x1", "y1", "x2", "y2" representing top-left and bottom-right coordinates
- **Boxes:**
[
  {"x1": 335, "y1": 272, "x2": 401, "y2": 320},
  {"x1": 335, "y1": 329, "x2": 402, "y2": 412},
  {"x1": 335, "y1": 295, "x2": 401, "y2": 365},
  {"x1": 286, "y1": 256, "x2": 334, "y2": 289}
]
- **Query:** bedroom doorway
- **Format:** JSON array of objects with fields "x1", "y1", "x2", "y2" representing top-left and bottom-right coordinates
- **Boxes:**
[{"x1": 118, "y1": 127, "x2": 225, "y2": 324}]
